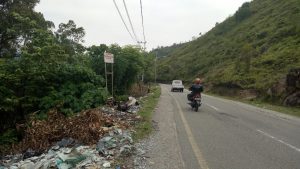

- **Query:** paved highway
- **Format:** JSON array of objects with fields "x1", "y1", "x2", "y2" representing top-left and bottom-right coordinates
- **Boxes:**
[{"x1": 155, "y1": 84, "x2": 300, "y2": 169}]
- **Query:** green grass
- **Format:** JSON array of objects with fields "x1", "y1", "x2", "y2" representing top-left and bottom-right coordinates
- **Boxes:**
[
  {"x1": 245, "y1": 100, "x2": 300, "y2": 117},
  {"x1": 133, "y1": 85, "x2": 161, "y2": 141},
  {"x1": 206, "y1": 92, "x2": 300, "y2": 117}
]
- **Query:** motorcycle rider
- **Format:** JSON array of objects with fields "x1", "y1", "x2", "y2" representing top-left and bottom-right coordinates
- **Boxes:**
[{"x1": 188, "y1": 78, "x2": 203, "y2": 101}]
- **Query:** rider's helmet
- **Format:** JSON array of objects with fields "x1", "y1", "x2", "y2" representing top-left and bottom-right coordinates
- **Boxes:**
[{"x1": 194, "y1": 78, "x2": 201, "y2": 84}]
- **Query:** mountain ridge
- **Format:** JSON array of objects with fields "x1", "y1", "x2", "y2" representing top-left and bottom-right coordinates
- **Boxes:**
[{"x1": 157, "y1": 0, "x2": 300, "y2": 106}]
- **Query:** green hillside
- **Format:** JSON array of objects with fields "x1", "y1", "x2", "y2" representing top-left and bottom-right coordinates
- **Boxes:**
[
  {"x1": 151, "y1": 43, "x2": 186, "y2": 58},
  {"x1": 158, "y1": 0, "x2": 300, "y2": 105}
]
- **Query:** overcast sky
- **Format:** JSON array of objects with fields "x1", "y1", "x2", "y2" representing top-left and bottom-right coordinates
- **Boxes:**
[{"x1": 35, "y1": 0, "x2": 249, "y2": 50}]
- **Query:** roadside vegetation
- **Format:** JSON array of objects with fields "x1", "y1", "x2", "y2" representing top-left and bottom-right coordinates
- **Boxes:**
[
  {"x1": 133, "y1": 85, "x2": 161, "y2": 141},
  {"x1": 0, "y1": 0, "x2": 157, "y2": 151},
  {"x1": 157, "y1": 0, "x2": 300, "y2": 107},
  {"x1": 151, "y1": 43, "x2": 186, "y2": 58}
]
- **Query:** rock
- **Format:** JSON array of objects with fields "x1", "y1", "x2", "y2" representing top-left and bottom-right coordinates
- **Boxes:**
[
  {"x1": 283, "y1": 68, "x2": 300, "y2": 106},
  {"x1": 284, "y1": 91, "x2": 300, "y2": 106},
  {"x1": 286, "y1": 68, "x2": 300, "y2": 93},
  {"x1": 267, "y1": 77, "x2": 286, "y2": 97},
  {"x1": 239, "y1": 89, "x2": 258, "y2": 100},
  {"x1": 103, "y1": 161, "x2": 111, "y2": 168}
]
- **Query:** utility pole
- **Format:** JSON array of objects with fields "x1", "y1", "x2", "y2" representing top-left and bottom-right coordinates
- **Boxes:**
[
  {"x1": 143, "y1": 41, "x2": 146, "y2": 51},
  {"x1": 138, "y1": 41, "x2": 147, "y2": 51},
  {"x1": 155, "y1": 51, "x2": 157, "y2": 84}
]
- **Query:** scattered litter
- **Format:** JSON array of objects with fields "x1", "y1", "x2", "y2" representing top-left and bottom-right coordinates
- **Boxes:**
[
  {"x1": 1, "y1": 95, "x2": 146, "y2": 168},
  {"x1": 106, "y1": 97, "x2": 116, "y2": 107},
  {"x1": 117, "y1": 96, "x2": 141, "y2": 114},
  {"x1": 103, "y1": 161, "x2": 111, "y2": 168},
  {"x1": 127, "y1": 105, "x2": 140, "y2": 114},
  {"x1": 127, "y1": 97, "x2": 137, "y2": 107},
  {"x1": 1, "y1": 128, "x2": 136, "y2": 168},
  {"x1": 56, "y1": 138, "x2": 77, "y2": 148},
  {"x1": 120, "y1": 145, "x2": 133, "y2": 156}
]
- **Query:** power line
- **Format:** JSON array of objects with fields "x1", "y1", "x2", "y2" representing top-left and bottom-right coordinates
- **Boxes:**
[
  {"x1": 122, "y1": 0, "x2": 139, "y2": 42},
  {"x1": 139, "y1": 0, "x2": 146, "y2": 47},
  {"x1": 112, "y1": 0, "x2": 135, "y2": 42}
]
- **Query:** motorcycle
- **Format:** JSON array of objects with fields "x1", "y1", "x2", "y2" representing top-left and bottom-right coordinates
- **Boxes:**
[{"x1": 190, "y1": 94, "x2": 202, "y2": 112}]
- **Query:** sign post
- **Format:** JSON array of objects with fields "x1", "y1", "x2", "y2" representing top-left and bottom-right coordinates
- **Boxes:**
[{"x1": 104, "y1": 51, "x2": 114, "y2": 97}]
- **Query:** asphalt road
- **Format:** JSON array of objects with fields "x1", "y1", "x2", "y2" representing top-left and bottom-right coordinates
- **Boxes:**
[{"x1": 160, "y1": 84, "x2": 300, "y2": 169}]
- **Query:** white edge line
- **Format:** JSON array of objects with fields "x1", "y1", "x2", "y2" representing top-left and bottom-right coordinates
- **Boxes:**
[
  {"x1": 205, "y1": 103, "x2": 219, "y2": 112},
  {"x1": 257, "y1": 129, "x2": 300, "y2": 153},
  {"x1": 170, "y1": 93, "x2": 210, "y2": 169}
]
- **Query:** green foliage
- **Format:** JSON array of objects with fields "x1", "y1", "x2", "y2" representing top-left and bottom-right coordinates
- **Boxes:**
[
  {"x1": 0, "y1": 0, "x2": 155, "y2": 134},
  {"x1": 0, "y1": 1, "x2": 107, "y2": 132},
  {"x1": 114, "y1": 95, "x2": 129, "y2": 102},
  {"x1": 133, "y1": 86, "x2": 161, "y2": 140},
  {"x1": 0, "y1": 0, "x2": 50, "y2": 58},
  {"x1": 0, "y1": 129, "x2": 18, "y2": 145},
  {"x1": 87, "y1": 45, "x2": 152, "y2": 95},
  {"x1": 40, "y1": 82, "x2": 108, "y2": 116},
  {"x1": 235, "y1": 2, "x2": 252, "y2": 22},
  {"x1": 55, "y1": 20, "x2": 86, "y2": 55},
  {"x1": 151, "y1": 43, "x2": 185, "y2": 58},
  {"x1": 158, "y1": 0, "x2": 300, "y2": 100}
]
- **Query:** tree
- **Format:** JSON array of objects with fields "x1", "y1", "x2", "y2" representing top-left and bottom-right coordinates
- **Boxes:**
[
  {"x1": 55, "y1": 20, "x2": 86, "y2": 55},
  {"x1": 235, "y1": 2, "x2": 251, "y2": 22},
  {"x1": 0, "y1": 0, "x2": 50, "y2": 58},
  {"x1": 234, "y1": 43, "x2": 256, "y2": 74},
  {"x1": 87, "y1": 44, "x2": 108, "y2": 75}
]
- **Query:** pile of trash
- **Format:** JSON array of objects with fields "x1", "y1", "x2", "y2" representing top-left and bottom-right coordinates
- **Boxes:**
[
  {"x1": 1, "y1": 128, "x2": 135, "y2": 169},
  {"x1": 117, "y1": 97, "x2": 140, "y2": 114},
  {"x1": 1, "y1": 96, "x2": 143, "y2": 168}
]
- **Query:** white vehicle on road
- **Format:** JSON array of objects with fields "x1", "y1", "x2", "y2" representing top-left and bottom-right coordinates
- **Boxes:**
[{"x1": 171, "y1": 80, "x2": 184, "y2": 92}]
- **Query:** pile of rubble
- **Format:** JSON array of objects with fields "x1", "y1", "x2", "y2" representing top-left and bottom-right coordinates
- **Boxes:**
[{"x1": 1, "y1": 96, "x2": 143, "y2": 169}]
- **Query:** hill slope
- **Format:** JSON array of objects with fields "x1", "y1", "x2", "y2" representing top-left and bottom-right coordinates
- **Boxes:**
[
  {"x1": 158, "y1": 0, "x2": 300, "y2": 105},
  {"x1": 151, "y1": 43, "x2": 186, "y2": 58}
]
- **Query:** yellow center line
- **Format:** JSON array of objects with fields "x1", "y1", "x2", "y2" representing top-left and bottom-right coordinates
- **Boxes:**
[{"x1": 170, "y1": 93, "x2": 210, "y2": 169}]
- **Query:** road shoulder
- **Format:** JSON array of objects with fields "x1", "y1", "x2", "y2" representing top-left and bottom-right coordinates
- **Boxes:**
[{"x1": 134, "y1": 85, "x2": 185, "y2": 169}]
